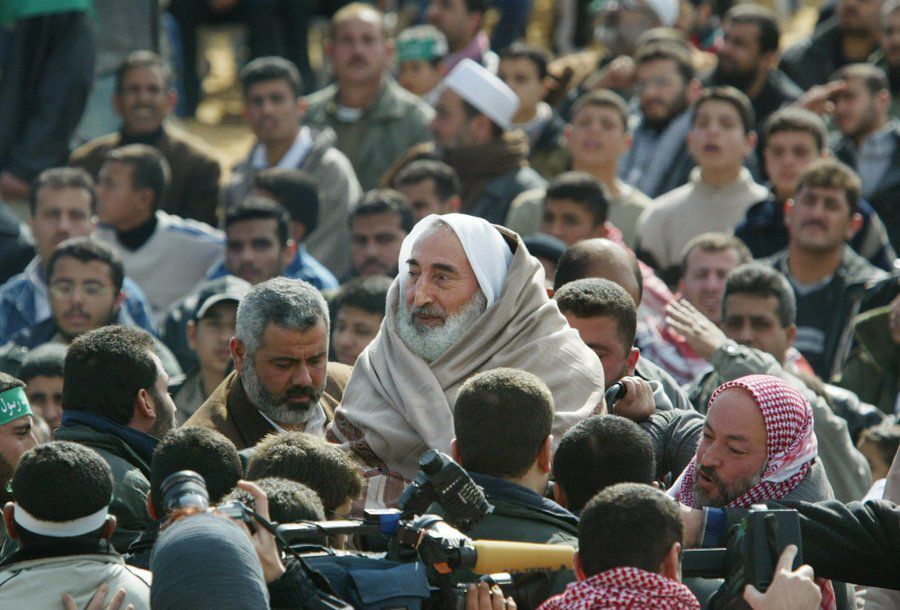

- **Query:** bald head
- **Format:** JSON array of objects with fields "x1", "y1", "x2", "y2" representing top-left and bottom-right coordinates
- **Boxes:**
[{"x1": 554, "y1": 239, "x2": 642, "y2": 306}]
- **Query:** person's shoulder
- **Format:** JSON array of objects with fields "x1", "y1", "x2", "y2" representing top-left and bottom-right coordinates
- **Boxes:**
[
  {"x1": 156, "y1": 212, "x2": 224, "y2": 243},
  {"x1": 162, "y1": 125, "x2": 221, "y2": 164},
  {"x1": 304, "y1": 85, "x2": 338, "y2": 116},
  {"x1": 70, "y1": 132, "x2": 120, "y2": 163},
  {"x1": 384, "y1": 79, "x2": 434, "y2": 118},
  {"x1": 326, "y1": 361, "x2": 354, "y2": 398}
]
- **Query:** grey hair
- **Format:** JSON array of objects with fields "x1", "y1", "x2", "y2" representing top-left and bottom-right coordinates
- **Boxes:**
[{"x1": 236, "y1": 277, "x2": 330, "y2": 354}]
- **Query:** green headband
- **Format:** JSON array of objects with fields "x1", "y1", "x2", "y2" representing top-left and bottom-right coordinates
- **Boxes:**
[
  {"x1": 0, "y1": 386, "x2": 32, "y2": 426},
  {"x1": 397, "y1": 38, "x2": 444, "y2": 63}
]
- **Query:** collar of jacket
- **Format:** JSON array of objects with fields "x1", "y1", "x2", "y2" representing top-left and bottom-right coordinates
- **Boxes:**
[
  {"x1": 60, "y1": 411, "x2": 158, "y2": 467},
  {"x1": 322, "y1": 77, "x2": 410, "y2": 122},
  {"x1": 1, "y1": 536, "x2": 117, "y2": 568},
  {"x1": 469, "y1": 472, "x2": 578, "y2": 527}
]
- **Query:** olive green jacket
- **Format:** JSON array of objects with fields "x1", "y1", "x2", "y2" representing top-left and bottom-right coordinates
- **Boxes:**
[{"x1": 839, "y1": 305, "x2": 899, "y2": 416}]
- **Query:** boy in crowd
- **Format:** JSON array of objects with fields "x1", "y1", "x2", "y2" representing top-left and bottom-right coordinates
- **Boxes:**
[
  {"x1": 331, "y1": 276, "x2": 392, "y2": 366},
  {"x1": 498, "y1": 44, "x2": 567, "y2": 179},
  {"x1": 734, "y1": 107, "x2": 894, "y2": 270},
  {"x1": 636, "y1": 87, "x2": 768, "y2": 280},
  {"x1": 17, "y1": 343, "x2": 66, "y2": 432},
  {"x1": 395, "y1": 25, "x2": 448, "y2": 99}
]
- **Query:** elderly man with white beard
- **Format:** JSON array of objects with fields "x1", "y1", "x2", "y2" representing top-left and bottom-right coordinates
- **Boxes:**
[{"x1": 329, "y1": 213, "x2": 609, "y2": 508}]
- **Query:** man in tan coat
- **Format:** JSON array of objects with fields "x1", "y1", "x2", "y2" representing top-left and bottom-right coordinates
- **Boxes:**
[
  {"x1": 329, "y1": 214, "x2": 608, "y2": 508},
  {"x1": 186, "y1": 277, "x2": 350, "y2": 451}
]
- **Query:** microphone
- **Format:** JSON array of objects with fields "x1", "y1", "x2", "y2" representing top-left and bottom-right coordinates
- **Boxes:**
[{"x1": 469, "y1": 540, "x2": 575, "y2": 574}]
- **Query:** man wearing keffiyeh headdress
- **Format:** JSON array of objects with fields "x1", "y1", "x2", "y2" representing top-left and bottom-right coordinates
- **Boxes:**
[{"x1": 669, "y1": 374, "x2": 837, "y2": 609}]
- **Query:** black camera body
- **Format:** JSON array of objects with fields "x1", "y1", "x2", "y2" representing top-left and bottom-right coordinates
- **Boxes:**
[
  {"x1": 682, "y1": 505, "x2": 803, "y2": 610},
  {"x1": 448, "y1": 574, "x2": 516, "y2": 610}
]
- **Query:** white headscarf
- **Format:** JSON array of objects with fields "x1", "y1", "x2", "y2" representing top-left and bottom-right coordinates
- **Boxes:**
[{"x1": 398, "y1": 214, "x2": 513, "y2": 307}]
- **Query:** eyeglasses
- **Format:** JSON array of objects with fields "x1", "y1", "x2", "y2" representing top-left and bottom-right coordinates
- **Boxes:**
[{"x1": 49, "y1": 282, "x2": 114, "y2": 299}]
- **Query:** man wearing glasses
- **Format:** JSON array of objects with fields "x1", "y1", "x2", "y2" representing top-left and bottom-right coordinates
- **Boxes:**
[
  {"x1": 0, "y1": 167, "x2": 155, "y2": 344},
  {"x1": 0, "y1": 237, "x2": 180, "y2": 378}
]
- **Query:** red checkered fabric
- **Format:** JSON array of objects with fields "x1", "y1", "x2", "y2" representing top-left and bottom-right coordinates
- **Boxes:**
[
  {"x1": 674, "y1": 374, "x2": 817, "y2": 509},
  {"x1": 537, "y1": 567, "x2": 700, "y2": 610},
  {"x1": 671, "y1": 375, "x2": 834, "y2": 610}
]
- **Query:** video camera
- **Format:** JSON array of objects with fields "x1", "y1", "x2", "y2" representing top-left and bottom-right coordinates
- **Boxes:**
[{"x1": 682, "y1": 505, "x2": 804, "y2": 609}]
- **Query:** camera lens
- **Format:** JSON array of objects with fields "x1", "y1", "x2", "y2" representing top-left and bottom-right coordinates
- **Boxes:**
[{"x1": 160, "y1": 470, "x2": 210, "y2": 515}]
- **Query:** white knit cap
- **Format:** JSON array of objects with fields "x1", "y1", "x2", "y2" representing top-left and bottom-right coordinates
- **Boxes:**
[
  {"x1": 441, "y1": 58, "x2": 519, "y2": 131},
  {"x1": 644, "y1": 0, "x2": 678, "y2": 26}
]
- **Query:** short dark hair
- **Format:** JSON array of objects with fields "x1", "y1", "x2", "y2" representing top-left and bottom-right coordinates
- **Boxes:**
[
  {"x1": 763, "y1": 107, "x2": 827, "y2": 152},
  {"x1": 554, "y1": 278, "x2": 637, "y2": 350},
  {"x1": 570, "y1": 90, "x2": 630, "y2": 131},
  {"x1": 554, "y1": 240, "x2": 644, "y2": 303},
  {"x1": 105, "y1": 144, "x2": 170, "y2": 209},
  {"x1": 18, "y1": 343, "x2": 67, "y2": 384},
  {"x1": 393, "y1": 160, "x2": 461, "y2": 202},
  {"x1": 150, "y1": 427, "x2": 243, "y2": 517},
  {"x1": 240, "y1": 56, "x2": 303, "y2": 97},
  {"x1": 254, "y1": 168, "x2": 320, "y2": 235},
  {"x1": 453, "y1": 368, "x2": 554, "y2": 478},
  {"x1": 545, "y1": 172, "x2": 610, "y2": 226},
  {"x1": 226, "y1": 197, "x2": 291, "y2": 247},
  {"x1": 115, "y1": 50, "x2": 173, "y2": 94},
  {"x1": 333, "y1": 275, "x2": 392, "y2": 317},
  {"x1": 831, "y1": 63, "x2": 889, "y2": 96},
  {"x1": 499, "y1": 42, "x2": 552, "y2": 80},
  {"x1": 724, "y1": 4, "x2": 780, "y2": 55},
  {"x1": 46, "y1": 237, "x2": 125, "y2": 293},
  {"x1": 722, "y1": 263, "x2": 796, "y2": 327},
  {"x1": 63, "y1": 326, "x2": 158, "y2": 425},
  {"x1": 12, "y1": 441, "x2": 113, "y2": 532},
  {"x1": 634, "y1": 41, "x2": 694, "y2": 81},
  {"x1": 462, "y1": 0, "x2": 488, "y2": 13},
  {"x1": 680, "y1": 232, "x2": 752, "y2": 277},
  {"x1": 693, "y1": 86, "x2": 756, "y2": 134},
  {"x1": 578, "y1": 483, "x2": 682, "y2": 576},
  {"x1": 552, "y1": 416, "x2": 656, "y2": 513},
  {"x1": 795, "y1": 158, "x2": 861, "y2": 215},
  {"x1": 246, "y1": 432, "x2": 362, "y2": 512},
  {"x1": 226, "y1": 477, "x2": 326, "y2": 524},
  {"x1": 29, "y1": 167, "x2": 96, "y2": 216},
  {"x1": 348, "y1": 189, "x2": 415, "y2": 233},
  {"x1": 0, "y1": 371, "x2": 25, "y2": 394}
]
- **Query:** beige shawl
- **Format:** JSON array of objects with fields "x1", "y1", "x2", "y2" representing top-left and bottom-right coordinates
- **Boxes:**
[{"x1": 329, "y1": 228, "x2": 606, "y2": 485}]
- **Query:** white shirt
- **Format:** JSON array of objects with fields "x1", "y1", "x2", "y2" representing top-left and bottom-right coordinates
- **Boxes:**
[{"x1": 251, "y1": 126, "x2": 314, "y2": 170}]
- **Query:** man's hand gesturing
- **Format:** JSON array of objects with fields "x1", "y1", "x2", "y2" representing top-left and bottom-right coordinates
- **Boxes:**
[{"x1": 665, "y1": 299, "x2": 728, "y2": 361}]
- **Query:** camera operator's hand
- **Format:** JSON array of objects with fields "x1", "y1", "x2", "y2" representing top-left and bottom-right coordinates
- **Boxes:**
[
  {"x1": 235, "y1": 480, "x2": 286, "y2": 584},
  {"x1": 678, "y1": 503, "x2": 703, "y2": 548},
  {"x1": 665, "y1": 299, "x2": 728, "y2": 361},
  {"x1": 466, "y1": 582, "x2": 517, "y2": 610},
  {"x1": 608, "y1": 376, "x2": 655, "y2": 422},
  {"x1": 62, "y1": 584, "x2": 133, "y2": 610},
  {"x1": 743, "y1": 545, "x2": 821, "y2": 610}
]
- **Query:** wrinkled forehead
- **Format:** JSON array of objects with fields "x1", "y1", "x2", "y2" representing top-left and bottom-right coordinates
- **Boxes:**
[{"x1": 405, "y1": 222, "x2": 472, "y2": 271}]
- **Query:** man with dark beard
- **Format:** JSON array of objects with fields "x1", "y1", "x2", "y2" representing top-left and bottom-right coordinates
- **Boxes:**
[
  {"x1": 710, "y1": 5, "x2": 803, "y2": 134},
  {"x1": 330, "y1": 214, "x2": 606, "y2": 508},
  {"x1": 185, "y1": 278, "x2": 351, "y2": 450},
  {"x1": 618, "y1": 42, "x2": 701, "y2": 198}
]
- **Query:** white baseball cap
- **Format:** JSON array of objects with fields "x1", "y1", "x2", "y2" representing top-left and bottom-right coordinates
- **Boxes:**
[{"x1": 441, "y1": 58, "x2": 519, "y2": 131}]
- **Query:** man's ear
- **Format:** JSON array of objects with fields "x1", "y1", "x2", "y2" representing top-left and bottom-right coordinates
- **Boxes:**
[
  {"x1": 146, "y1": 492, "x2": 158, "y2": 521},
  {"x1": 537, "y1": 435, "x2": 553, "y2": 473},
  {"x1": 659, "y1": 541, "x2": 682, "y2": 581},
  {"x1": 573, "y1": 552, "x2": 587, "y2": 581},
  {"x1": 114, "y1": 290, "x2": 126, "y2": 311},
  {"x1": 743, "y1": 130, "x2": 758, "y2": 156},
  {"x1": 282, "y1": 239, "x2": 299, "y2": 269},
  {"x1": 593, "y1": 221, "x2": 611, "y2": 239},
  {"x1": 450, "y1": 438, "x2": 461, "y2": 465},
  {"x1": 846, "y1": 212, "x2": 864, "y2": 240},
  {"x1": 783, "y1": 199, "x2": 794, "y2": 228},
  {"x1": 626, "y1": 347, "x2": 640, "y2": 376},
  {"x1": 446, "y1": 195, "x2": 461, "y2": 214},
  {"x1": 231, "y1": 337, "x2": 247, "y2": 374},
  {"x1": 101, "y1": 514, "x2": 117, "y2": 540},
  {"x1": 786, "y1": 323, "x2": 797, "y2": 347},
  {"x1": 3, "y1": 503, "x2": 17, "y2": 540},
  {"x1": 552, "y1": 482, "x2": 568, "y2": 508},
  {"x1": 186, "y1": 320, "x2": 198, "y2": 351},
  {"x1": 296, "y1": 97, "x2": 308, "y2": 122}
]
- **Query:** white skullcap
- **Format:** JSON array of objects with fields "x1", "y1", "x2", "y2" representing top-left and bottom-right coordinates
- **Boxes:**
[
  {"x1": 399, "y1": 214, "x2": 513, "y2": 307},
  {"x1": 441, "y1": 59, "x2": 519, "y2": 131},
  {"x1": 645, "y1": 0, "x2": 679, "y2": 26}
]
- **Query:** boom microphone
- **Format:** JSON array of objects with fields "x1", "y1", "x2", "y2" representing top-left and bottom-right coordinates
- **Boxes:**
[{"x1": 468, "y1": 540, "x2": 575, "y2": 574}]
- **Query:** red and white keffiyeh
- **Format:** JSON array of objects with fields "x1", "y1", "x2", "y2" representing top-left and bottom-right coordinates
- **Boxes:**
[
  {"x1": 670, "y1": 374, "x2": 818, "y2": 509},
  {"x1": 537, "y1": 567, "x2": 700, "y2": 610},
  {"x1": 669, "y1": 375, "x2": 835, "y2": 610}
]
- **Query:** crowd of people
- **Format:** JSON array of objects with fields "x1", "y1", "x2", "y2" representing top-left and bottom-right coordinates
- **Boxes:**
[{"x1": 1, "y1": 0, "x2": 900, "y2": 608}]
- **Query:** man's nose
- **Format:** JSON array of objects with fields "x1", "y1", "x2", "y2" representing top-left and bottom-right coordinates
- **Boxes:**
[
  {"x1": 292, "y1": 364, "x2": 312, "y2": 387},
  {"x1": 413, "y1": 278, "x2": 434, "y2": 308},
  {"x1": 698, "y1": 446, "x2": 722, "y2": 469}
]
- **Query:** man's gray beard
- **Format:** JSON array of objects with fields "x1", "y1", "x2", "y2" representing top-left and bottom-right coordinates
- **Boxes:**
[
  {"x1": 395, "y1": 290, "x2": 488, "y2": 363},
  {"x1": 241, "y1": 357, "x2": 321, "y2": 426}
]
